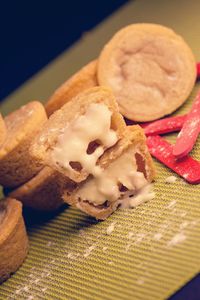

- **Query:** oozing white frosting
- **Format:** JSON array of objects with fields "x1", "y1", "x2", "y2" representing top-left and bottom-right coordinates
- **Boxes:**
[
  {"x1": 120, "y1": 184, "x2": 155, "y2": 208},
  {"x1": 52, "y1": 103, "x2": 118, "y2": 177},
  {"x1": 76, "y1": 148, "x2": 148, "y2": 205}
]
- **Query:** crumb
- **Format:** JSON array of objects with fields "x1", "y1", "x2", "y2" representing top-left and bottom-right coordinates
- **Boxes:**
[{"x1": 165, "y1": 176, "x2": 177, "y2": 183}]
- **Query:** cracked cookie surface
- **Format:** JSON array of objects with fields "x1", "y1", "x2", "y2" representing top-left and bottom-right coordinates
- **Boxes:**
[{"x1": 98, "y1": 24, "x2": 196, "y2": 121}]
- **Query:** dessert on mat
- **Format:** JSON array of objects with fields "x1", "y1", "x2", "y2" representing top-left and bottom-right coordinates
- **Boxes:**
[
  {"x1": 63, "y1": 125, "x2": 155, "y2": 220},
  {"x1": 9, "y1": 167, "x2": 76, "y2": 211},
  {"x1": 0, "y1": 101, "x2": 47, "y2": 188},
  {"x1": 0, "y1": 114, "x2": 6, "y2": 146},
  {"x1": 0, "y1": 198, "x2": 29, "y2": 283},
  {"x1": 97, "y1": 23, "x2": 196, "y2": 121},
  {"x1": 45, "y1": 60, "x2": 98, "y2": 116},
  {"x1": 2, "y1": 21, "x2": 200, "y2": 285},
  {"x1": 30, "y1": 87, "x2": 126, "y2": 183}
]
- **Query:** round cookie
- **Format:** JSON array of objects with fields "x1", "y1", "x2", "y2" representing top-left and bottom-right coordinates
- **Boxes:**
[
  {"x1": 45, "y1": 60, "x2": 98, "y2": 116},
  {"x1": 9, "y1": 167, "x2": 76, "y2": 211},
  {"x1": 0, "y1": 101, "x2": 47, "y2": 188},
  {"x1": 98, "y1": 24, "x2": 196, "y2": 121},
  {"x1": 0, "y1": 198, "x2": 29, "y2": 283},
  {"x1": 0, "y1": 113, "x2": 6, "y2": 146}
]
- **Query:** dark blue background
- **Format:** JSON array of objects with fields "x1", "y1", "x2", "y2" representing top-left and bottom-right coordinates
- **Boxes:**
[
  {"x1": 0, "y1": 0, "x2": 127, "y2": 101},
  {"x1": 0, "y1": 1, "x2": 200, "y2": 299}
]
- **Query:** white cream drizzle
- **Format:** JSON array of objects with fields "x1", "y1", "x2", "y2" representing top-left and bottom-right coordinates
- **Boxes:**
[
  {"x1": 77, "y1": 148, "x2": 149, "y2": 205},
  {"x1": 52, "y1": 103, "x2": 118, "y2": 177}
]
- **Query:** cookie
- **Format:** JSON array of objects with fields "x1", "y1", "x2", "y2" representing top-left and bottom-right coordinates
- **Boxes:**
[
  {"x1": 30, "y1": 87, "x2": 126, "y2": 183},
  {"x1": 0, "y1": 114, "x2": 6, "y2": 146},
  {"x1": 63, "y1": 125, "x2": 155, "y2": 220},
  {"x1": 9, "y1": 167, "x2": 76, "y2": 211},
  {"x1": 0, "y1": 198, "x2": 29, "y2": 283},
  {"x1": 0, "y1": 101, "x2": 47, "y2": 188},
  {"x1": 45, "y1": 60, "x2": 98, "y2": 116},
  {"x1": 98, "y1": 23, "x2": 196, "y2": 121}
]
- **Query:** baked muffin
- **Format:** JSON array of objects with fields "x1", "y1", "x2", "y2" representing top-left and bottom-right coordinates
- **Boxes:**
[
  {"x1": 0, "y1": 114, "x2": 6, "y2": 146},
  {"x1": 45, "y1": 60, "x2": 98, "y2": 116},
  {"x1": 63, "y1": 125, "x2": 155, "y2": 220},
  {"x1": 9, "y1": 167, "x2": 76, "y2": 211},
  {"x1": 0, "y1": 101, "x2": 47, "y2": 188},
  {"x1": 30, "y1": 87, "x2": 126, "y2": 183},
  {"x1": 0, "y1": 198, "x2": 29, "y2": 283}
]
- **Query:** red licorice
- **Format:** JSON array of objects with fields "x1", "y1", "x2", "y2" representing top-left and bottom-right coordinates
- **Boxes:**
[
  {"x1": 173, "y1": 91, "x2": 200, "y2": 158},
  {"x1": 147, "y1": 135, "x2": 200, "y2": 184}
]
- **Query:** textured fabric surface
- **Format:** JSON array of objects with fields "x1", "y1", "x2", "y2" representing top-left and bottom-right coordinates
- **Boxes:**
[
  {"x1": 1, "y1": 88, "x2": 200, "y2": 300},
  {"x1": 1, "y1": 1, "x2": 200, "y2": 299}
]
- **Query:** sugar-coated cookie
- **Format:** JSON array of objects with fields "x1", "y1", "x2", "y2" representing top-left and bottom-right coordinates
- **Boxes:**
[
  {"x1": 9, "y1": 167, "x2": 76, "y2": 211},
  {"x1": 0, "y1": 101, "x2": 47, "y2": 188},
  {"x1": 30, "y1": 87, "x2": 126, "y2": 183},
  {"x1": 45, "y1": 60, "x2": 98, "y2": 116},
  {"x1": 0, "y1": 198, "x2": 29, "y2": 283},
  {"x1": 98, "y1": 24, "x2": 196, "y2": 121},
  {"x1": 63, "y1": 125, "x2": 155, "y2": 220},
  {"x1": 0, "y1": 114, "x2": 6, "y2": 146}
]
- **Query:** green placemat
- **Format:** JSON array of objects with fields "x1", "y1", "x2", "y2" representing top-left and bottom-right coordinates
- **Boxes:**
[{"x1": 1, "y1": 0, "x2": 200, "y2": 299}]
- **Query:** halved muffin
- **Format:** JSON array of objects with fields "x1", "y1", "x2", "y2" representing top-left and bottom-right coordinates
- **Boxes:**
[
  {"x1": 63, "y1": 125, "x2": 155, "y2": 220},
  {"x1": 30, "y1": 87, "x2": 126, "y2": 183}
]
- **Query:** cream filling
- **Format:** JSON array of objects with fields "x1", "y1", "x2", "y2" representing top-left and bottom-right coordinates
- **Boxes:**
[
  {"x1": 76, "y1": 149, "x2": 149, "y2": 205},
  {"x1": 52, "y1": 103, "x2": 118, "y2": 177}
]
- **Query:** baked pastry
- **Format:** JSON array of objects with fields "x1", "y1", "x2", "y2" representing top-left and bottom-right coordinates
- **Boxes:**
[
  {"x1": 30, "y1": 87, "x2": 126, "y2": 183},
  {"x1": 9, "y1": 167, "x2": 76, "y2": 211},
  {"x1": 45, "y1": 60, "x2": 98, "y2": 116},
  {"x1": 62, "y1": 125, "x2": 155, "y2": 220},
  {"x1": 98, "y1": 23, "x2": 196, "y2": 121},
  {"x1": 0, "y1": 114, "x2": 6, "y2": 146},
  {"x1": 0, "y1": 198, "x2": 29, "y2": 283},
  {"x1": 0, "y1": 101, "x2": 47, "y2": 188}
]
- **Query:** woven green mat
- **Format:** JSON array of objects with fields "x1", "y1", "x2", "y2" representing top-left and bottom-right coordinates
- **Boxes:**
[{"x1": 1, "y1": 1, "x2": 200, "y2": 299}]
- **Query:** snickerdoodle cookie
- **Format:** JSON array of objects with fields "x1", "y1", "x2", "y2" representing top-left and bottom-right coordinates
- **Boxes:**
[
  {"x1": 0, "y1": 198, "x2": 29, "y2": 283},
  {"x1": 98, "y1": 24, "x2": 196, "y2": 121},
  {"x1": 45, "y1": 60, "x2": 98, "y2": 116},
  {"x1": 0, "y1": 101, "x2": 47, "y2": 187},
  {"x1": 30, "y1": 87, "x2": 126, "y2": 183}
]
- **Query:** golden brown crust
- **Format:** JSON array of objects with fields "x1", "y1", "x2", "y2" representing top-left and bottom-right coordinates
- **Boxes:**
[
  {"x1": 98, "y1": 23, "x2": 196, "y2": 121},
  {"x1": 0, "y1": 101, "x2": 47, "y2": 188},
  {"x1": 45, "y1": 60, "x2": 98, "y2": 116},
  {"x1": 9, "y1": 167, "x2": 76, "y2": 211},
  {"x1": 0, "y1": 198, "x2": 29, "y2": 283},
  {"x1": 63, "y1": 125, "x2": 155, "y2": 220},
  {"x1": 30, "y1": 87, "x2": 126, "y2": 183},
  {"x1": 0, "y1": 114, "x2": 6, "y2": 146}
]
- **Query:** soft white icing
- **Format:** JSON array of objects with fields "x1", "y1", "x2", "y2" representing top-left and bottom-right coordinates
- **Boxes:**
[
  {"x1": 165, "y1": 175, "x2": 177, "y2": 183},
  {"x1": 76, "y1": 148, "x2": 149, "y2": 205},
  {"x1": 52, "y1": 103, "x2": 118, "y2": 177},
  {"x1": 120, "y1": 184, "x2": 155, "y2": 208}
]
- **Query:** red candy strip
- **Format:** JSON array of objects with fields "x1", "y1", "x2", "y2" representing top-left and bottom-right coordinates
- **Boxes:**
[
  {"x1": 141, "y1": 115, "x2": 186, "y2": 136},
  {"x1": 173, "y1": 91, "x2": 200, "y2": 158},
  {"x1": 147, "y1": 135, "x2": 200, "y2": 184},
  {"x1": 197, "y1": 62, "x2": 200, "y2": 80}
]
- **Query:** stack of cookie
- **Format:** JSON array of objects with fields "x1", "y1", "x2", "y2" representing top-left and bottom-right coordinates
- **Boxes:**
[{"x1": 0, "y1": 23, "x2": 196, "y2": 283}]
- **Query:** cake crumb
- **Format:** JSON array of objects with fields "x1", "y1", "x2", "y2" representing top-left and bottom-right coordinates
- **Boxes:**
[
  {"x1": 106, "y1": 222, "x2": 116, "y2": 235},
  {"x1": 167, "y1": 232, "x2": 186, "y2": 247},
  {"x1": 153, "y1": 233, "x2": 163, "y2": 241},
  {"x1": 84, "y1": 245, "x2": 96, "y2": 258},
  {"x1": 165, "y1": 176, "x2": 177, "y2": 183},
  {"x1": 167, "y1": 200, "x2": 176, "y2": 209},
  {"x1": 137, "y1": 278, "x2": 145, "y2": 285}
]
